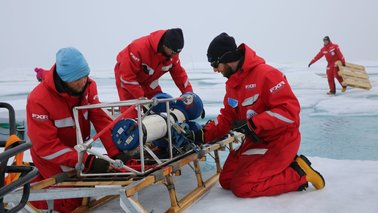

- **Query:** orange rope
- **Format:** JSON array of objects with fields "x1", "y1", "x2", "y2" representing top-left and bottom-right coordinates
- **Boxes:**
[{"x1": 4, "y1": 134, "x2": 28, "y2": 185}]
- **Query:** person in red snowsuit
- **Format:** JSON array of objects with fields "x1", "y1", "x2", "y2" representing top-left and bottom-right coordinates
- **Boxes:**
[
  {"x1": 27, "y1": 47, "x2": 129, "y2": 212},
  {"x1": 309, "y1": 36, "x2": 346, "y2": 95},
  {"x1": 114, "y1": 28, "x2": 193, "y2": 114},
  {"x1": 187, "y1": 33, "x2": 325, "y2": 198}
]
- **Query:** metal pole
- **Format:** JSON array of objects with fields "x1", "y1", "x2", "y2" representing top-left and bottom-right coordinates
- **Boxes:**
[
  {"x1": 73, "y1": 107, "x2": 83, "y2": 145},
  {"x1": 137, "y1": 104, "x2": 145, "y2": 173},
  {"x1": 166, "y1": 102, "x2": 173, "y2": 159},
  {"x1": 73, "y1": 107, "x2": 85, "y2": 175},
  {"x1": 73, "y1": 97, "x2": 182, "y2": 111}
]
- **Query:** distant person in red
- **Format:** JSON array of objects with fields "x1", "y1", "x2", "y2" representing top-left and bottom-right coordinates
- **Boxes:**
[
  {"x1": 308, "y1": 36, "x2": 346, "y2": 95},
  {"x1": 186, "y1": 33, "x2": 325, "y2": 198},
  {"x1": 114, "y1": 28, "x2": 193, "y2": 115}
]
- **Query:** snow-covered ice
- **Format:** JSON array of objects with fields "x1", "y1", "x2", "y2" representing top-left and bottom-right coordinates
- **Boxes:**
[
  {"x1": 188, "y1": 157, "x2": 378, "y2": 213},
  {"x1": 1, "y1": 1, "x2": 378, "y2": 212}
]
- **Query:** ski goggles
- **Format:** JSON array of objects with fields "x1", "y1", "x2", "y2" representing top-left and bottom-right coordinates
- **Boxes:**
[{"x1": 207, "y1": 50, "x2": 235, "y2": 68}]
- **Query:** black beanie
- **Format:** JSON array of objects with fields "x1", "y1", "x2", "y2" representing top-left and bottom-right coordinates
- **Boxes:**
[
  {"x1": 162, "y1": 28, "x2": 184, "y2": 53},
  {"x1": 207, "y1": 32, "x2": 242, "y2": 63},
  {"x1": 323, "y1": 36, "x2": 330, "y2": 41}
]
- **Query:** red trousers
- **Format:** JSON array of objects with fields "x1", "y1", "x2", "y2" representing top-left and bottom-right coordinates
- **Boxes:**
[
  {"x1": 327, "y1": 66, "x2": 344, "y2": 93},
  {"x1": 219, "y1": 148, "x2": 307, "y2": 197}
]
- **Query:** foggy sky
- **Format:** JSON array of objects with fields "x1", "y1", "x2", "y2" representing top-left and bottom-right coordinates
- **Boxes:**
[{"x1": 1, "y1": 0, "x2": 377, "y2": 71}]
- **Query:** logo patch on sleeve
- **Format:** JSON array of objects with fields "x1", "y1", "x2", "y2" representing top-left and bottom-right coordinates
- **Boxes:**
[
  {"x1": 245, "y1": 83, "x2": 256, "y2": 90},
  {"x1": 32, "y1": 113, "x2": 49, "y2": 122},
  {"x1": 269, "y1": 81, "x2": 286, "y2": 93}
]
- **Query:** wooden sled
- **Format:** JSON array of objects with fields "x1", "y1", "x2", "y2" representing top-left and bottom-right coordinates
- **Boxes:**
[
  {"x1": 336, "y1": 61, "x2": 372, "y2": 90},
  {"x1": 3, "y1": 97, "x2": 244, "y2": 212},
  {"x1": 4, "y1": 132, "x2": 243, "y2": 213}
]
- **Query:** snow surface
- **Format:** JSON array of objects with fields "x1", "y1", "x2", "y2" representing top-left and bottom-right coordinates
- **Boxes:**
[
  {"x1": 89, "y1": 156, "x2": 378, "y2": 213},
  {"x1": 187, "y1": 157, "x2": 378, "y2": 213},
  {"x1": 1, "y1": 0, "x2": 378, "y2": 211}
]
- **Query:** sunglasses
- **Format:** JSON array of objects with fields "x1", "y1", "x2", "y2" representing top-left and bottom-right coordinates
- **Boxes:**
[
  {"x1": 210, "y1": 60, "x2": 220, "y2": 68},
  {"x1": 165, "y1": 45, "x2": 181, "y2": 55},
  {"x1": 208, "y1": 50, "x2": 234, "y2": 68},
  {"x1": 171, "y1": 49, "x2": 181, "y2": 54}
]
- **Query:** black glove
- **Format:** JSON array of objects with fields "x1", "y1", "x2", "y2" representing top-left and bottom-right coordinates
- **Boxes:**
[
  {"x1": 308, "y1": 63, "x2": 312, "y2": 68},
  {"x1": 85, "y1": 155, "x2": 110, "y2": 173},
  {"x1": 113, "y1": 152, "x2": 132, "y2": 163},
  {"x1": 231, "y1": 120, "x2": 260, "y2": 142},
  {"x1": 185, "y1": 129, "x2": 204, "y2": 145}
]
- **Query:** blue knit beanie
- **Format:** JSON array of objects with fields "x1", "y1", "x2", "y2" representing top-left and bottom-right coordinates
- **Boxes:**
[{"x1": 56, "y1": 47, "x2": 90, "y2": 82}]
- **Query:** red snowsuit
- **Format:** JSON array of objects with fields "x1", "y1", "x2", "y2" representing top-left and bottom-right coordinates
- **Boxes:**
[
  {"x1": 114, "y1": 30, "x2": 193, "y2": 114},
  {"x1": 27, "y1": 66, "x2": 121, "y2": 212},
  {"x1": 203, "y1": 44, "x2": 307, "y2": 197},
  {"x1": 310, "y1": 42, "x2": 346, "y2": 93}
]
